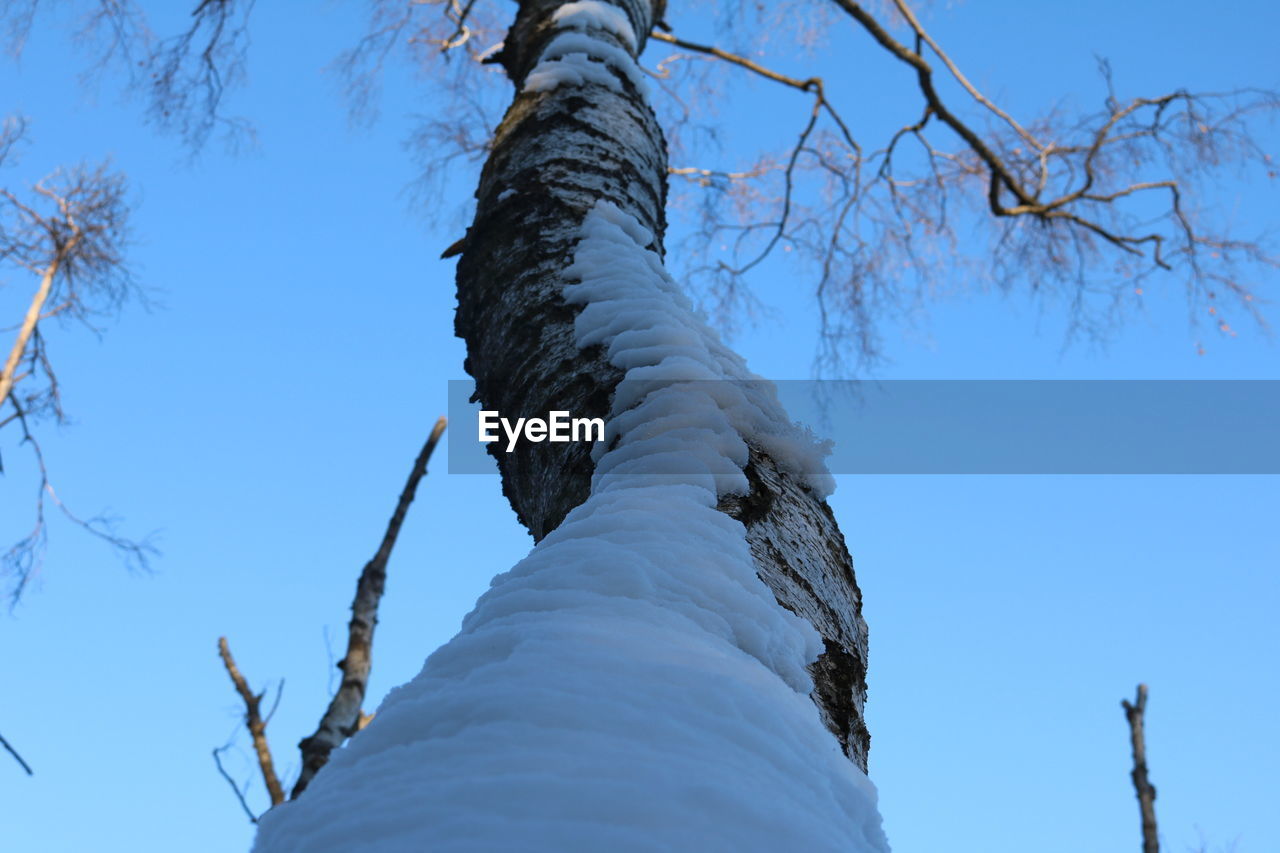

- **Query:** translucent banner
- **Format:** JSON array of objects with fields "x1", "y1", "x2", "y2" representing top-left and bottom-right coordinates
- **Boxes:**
[{"x1": 446, "y1": 379, "x2": 1280, "y2": 474}]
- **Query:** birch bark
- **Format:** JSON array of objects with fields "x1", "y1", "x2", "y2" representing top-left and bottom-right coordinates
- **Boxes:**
[{"x1": 456, "y1": 0, "x2": 872, "y2": 768}]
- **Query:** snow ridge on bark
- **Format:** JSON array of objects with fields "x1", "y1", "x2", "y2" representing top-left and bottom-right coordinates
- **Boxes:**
[
  {"x1": 524, "y1": 1, "x2": 649, "y2": 95},
  {"x1": 566, "y1": 202, "x2": 835, "y2": 497}
]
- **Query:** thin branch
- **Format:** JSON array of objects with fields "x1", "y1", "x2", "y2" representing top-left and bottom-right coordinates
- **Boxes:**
[
  {"x1": 435, "y1": 0, "x2": 481, "y2": 52},
  {"x1": 1, "y1": 730, "x2": 33, "y2": 775},
  {"x1": 650, "y1": 31, "x2": 815, "y2": 91},
  {"x1": 145, "y1": 0, "x2": 257, "y2": 152},
  {"x1": 885, "y1": 0, "x2": 1041, "y2": 150},
  {"x1": 292, "y1": 416, "x2": 448, "y2": 798},
  {"x1": 217, "y1": 636, "x2": 285, "y2": 807},
  {"x1": 829, "y1": 0, "x2": 1036, "y2": 215},
  {"x1": 263, "y1": 678, "x2": 285, "y2": 725},
  {"x1": 4, "y1": 389, "x2": 155, "y2": 606},
  {"x1": 653, "y1": 1, "x2": 1277, "y2": 368},
  {"x1": 1122, "y1": 684, "x2": 1160, "y2": 853},
  {"x1": 212, "y1": 745, "x2": 259, "y2": 824},
  {"x1": 650, "y1": 30, "x2": 860, "y2": 152}
]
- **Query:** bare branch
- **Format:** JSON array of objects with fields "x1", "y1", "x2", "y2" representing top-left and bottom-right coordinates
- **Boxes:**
[
  {"x1": 2, "y1": 2, "x2": 253, "y2": 153},
  {"x1": 2, "y1": 0, "x2": 145, "y2": 64},
  {"x1": 71, "y1": 1, "x2": 152, "y2": 88},
  {"x1": 0, "y1": 0, "x2": 41, "y2": 57},
  {"x1": 217, "y1": 636, "x2": 285, "y2": 807},
  {"x1": 0, "y1": 729, "x2": 33, "y2": 775},
  {"x1": 0, "y1": 162, "x2": 138, "y2": 369},
  {"x1": 292, "y1": 416, "x2": 448, "y2": 797},
  {"x1": 647, "y1": 1, "x2": 1277, "y2": 370},
  {"x1": 3, "y1": 389, "x2": 156, "y2": 605},
  {"x1": 0, "y1": 114, "x2": 25, "y2": 164},
  {"x1": 212, "y1": 745, "x2": 259, "y2": 824},
  {"x1": 885, "y1": 0, "x2": 1041, "y2": 151},
  {"x1": 144, "y1": 0, "x2": 257, "y2": 152},
  {"x1": 330, "y1": 0, "x2": 505, "y2": 127},
  {"x1": 1122, "y1": 684, "x2": 1160, "y2": 853},
  {"x1": 651, "y1": 31, "x2": 816, "y2": 91}
]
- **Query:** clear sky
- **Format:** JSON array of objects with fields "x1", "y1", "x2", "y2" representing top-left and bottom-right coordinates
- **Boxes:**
[{"x1": 1, "y1": 2, "x2": 1276, "y2": 852}]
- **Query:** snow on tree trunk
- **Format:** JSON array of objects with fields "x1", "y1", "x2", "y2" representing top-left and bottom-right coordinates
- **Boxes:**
[{"x1": 252, "y1": 1, "x2": 888, "y2": 849}]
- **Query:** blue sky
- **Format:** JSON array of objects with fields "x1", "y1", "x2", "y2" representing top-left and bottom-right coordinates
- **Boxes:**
[{"x1": 1, "y1": 1, "x2": 1276, "y2": 852}]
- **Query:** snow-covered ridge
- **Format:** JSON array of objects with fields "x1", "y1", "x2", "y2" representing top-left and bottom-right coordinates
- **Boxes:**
[
  {"x1": 523, "y1": 0, "x2": 650, "y2": 96},
  {"x1": 565, "y1": 201, "x2": 836, "y2": 497},
  {"x1": 552, "y1": 0, "x2": 637, "y2": 50}
]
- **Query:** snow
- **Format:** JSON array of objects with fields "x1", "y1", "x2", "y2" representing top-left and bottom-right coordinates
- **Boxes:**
[
  {"x1": 523, "y1": 4, "x2": 650, "y2": 97},
  {"x1": 253, "y1": 129, "x2": 884, "y2": 853},
  {"x1": 552, "y1": 0, "x2": 638, "y2": 51},
  {"x1": 565, "y1": 202, "x2": 836, "y2": 496},
  {"x1": 552, "y1": 0, "x2": 637, "y2": 50}
]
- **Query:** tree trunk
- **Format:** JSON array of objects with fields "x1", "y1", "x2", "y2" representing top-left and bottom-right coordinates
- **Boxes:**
[
  {"x1": 456, "y1": 0, "x2": 871, "y2": 769},
  {"x1": 254, "y1": 2, "x2": 887, "y2": 848}
]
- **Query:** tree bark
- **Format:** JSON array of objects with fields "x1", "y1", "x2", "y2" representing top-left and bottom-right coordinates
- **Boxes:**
[
  {"x1": 455, "y1": 0, "x2": 871, "y2": 768},
  {"x1": 1123, "y1": 684, "x2": 1160, "y2": 853},
  {"x1": 0, "y1": 257, "x2": 63, "y2": 406}
]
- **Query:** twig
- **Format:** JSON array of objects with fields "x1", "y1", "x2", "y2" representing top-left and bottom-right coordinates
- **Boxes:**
[
  {"x1": 217, "y1": 636, "x2": 286, "y2": 807},
  {"x1": 656, "y1": 0, "x2": 1276, "y2": 367},
  {"x1": 212, "y1": 745, "x2": 259, "y2": 823},
  {"x1": 650, "y1": 31, "x2": 815, "y2": 91},
  {"x1": 1, "y1": 729, "x2": 33, "y2": 775},
  {"x1": 1122, "y1": 684, "x2": 1160, "y2": 853},
  {"x1": 885, "y1": 0, "x2": 1041, "y2": 150},
  {"x1": 292, "y1": 416, "x2": 448, "y2": 797},
  {"x1": 4, "y1": 389, "x2": 155, "y2": 606},
  {"x1": 145, "y1": 0, "x2": 257, "y2": 152}
]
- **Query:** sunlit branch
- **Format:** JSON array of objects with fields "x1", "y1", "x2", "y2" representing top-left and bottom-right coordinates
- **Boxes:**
[{"x1": 217, "y1": 636, "x2": 286, "y2": 808}]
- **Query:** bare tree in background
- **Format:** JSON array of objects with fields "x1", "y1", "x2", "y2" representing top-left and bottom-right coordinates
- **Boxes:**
[
  {"x1": 3, "y1": 0, "x2": 257, "y2": 153},
  {"x1": 0, "y1": 115, "x2": 153, "y2": 604},
  {"x1": 0, "y1": 0, "x2": 263, "y2": 600}
]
